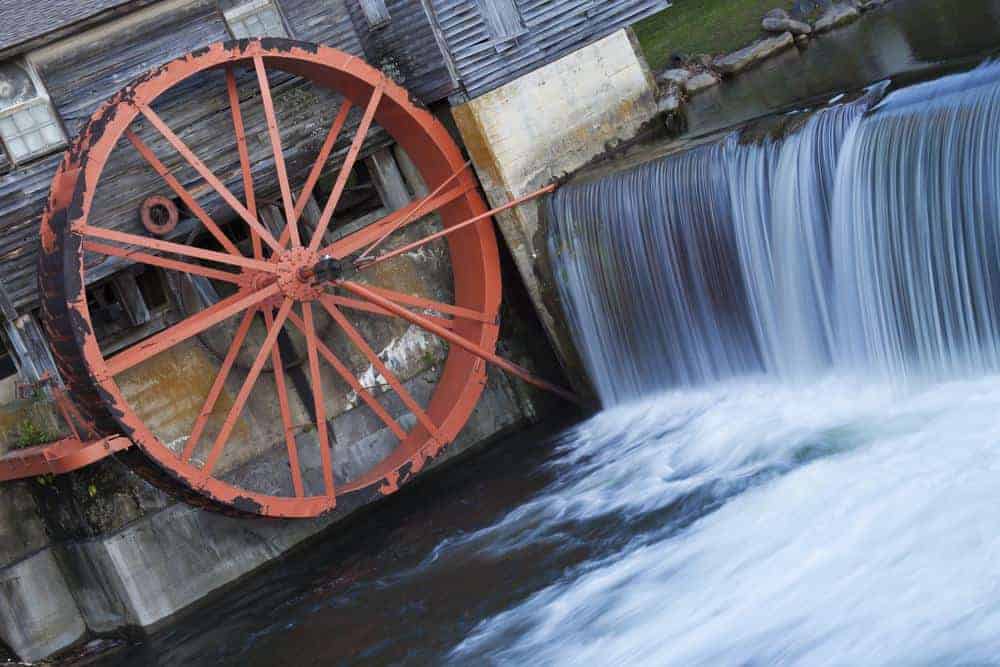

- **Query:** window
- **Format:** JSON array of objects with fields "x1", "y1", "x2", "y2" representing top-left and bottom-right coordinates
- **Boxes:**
[
  {"x1": 360, "y1": 0, "x2": 391, "y2": 29},
  {"x1": 0, "y1": 60, "x2": 66, "y2": 165},
  {"x1": 222, "y1": 0, "x2": 289, "y2": 39},
  {"x1": 476, "y1": 0, "x2": 526, "y2": 45}
]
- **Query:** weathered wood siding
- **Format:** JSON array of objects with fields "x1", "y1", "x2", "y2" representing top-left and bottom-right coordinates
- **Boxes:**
[
  {"x1": 346, "y1": 0, "x2": 458, "y2": 103},
  {"x1": 0, "y1": 0, "x2": 394, "y2": 310},
  {"x1": 0, "y1": 0, "x2": 142, "y2": 53},
  {"x1": 427, "y1": 0, "x2": 669, "y2": 100}
]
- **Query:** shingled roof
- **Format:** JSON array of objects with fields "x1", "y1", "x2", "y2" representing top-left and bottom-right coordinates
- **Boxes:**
[{"x1": 1, "y1": 0, "x2": 143, "y2": 52}]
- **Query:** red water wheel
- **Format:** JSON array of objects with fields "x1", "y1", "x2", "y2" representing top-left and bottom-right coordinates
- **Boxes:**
[{"x1": 38, "y1": 40, "x2": 569, "y2": 518}]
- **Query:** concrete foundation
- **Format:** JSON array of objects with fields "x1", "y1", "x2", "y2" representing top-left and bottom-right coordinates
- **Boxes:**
[
  {"x1": 0, "y1": 548, "x2": 86, "y2": 662},
  {"x1": 452, "y1": 28, "x2": 662, "y2": 393},
  {"x1": 0, "y1": 364, "x2": 530, "y2": 661},
  {"x1": 0, "y1": 192, "x2": 546, "y2": 662}
]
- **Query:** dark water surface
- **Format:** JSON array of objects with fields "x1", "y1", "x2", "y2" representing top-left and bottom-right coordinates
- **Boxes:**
[
  {"x1": 685, "y1": 0, "x2": 1000, "y2": 135},
  {"x1": 90, "y1": 414, "x2": 584, "y2": 666}
]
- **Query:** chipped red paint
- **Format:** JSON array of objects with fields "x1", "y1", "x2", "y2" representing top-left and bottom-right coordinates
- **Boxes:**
[{"x1": 36, "y1": 40, "x2": 504, "y2": 518}]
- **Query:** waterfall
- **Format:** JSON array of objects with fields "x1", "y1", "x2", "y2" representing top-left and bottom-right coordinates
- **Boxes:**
[{"x1": 549, "y1": 62, "x2": 1000, "y2": 406}]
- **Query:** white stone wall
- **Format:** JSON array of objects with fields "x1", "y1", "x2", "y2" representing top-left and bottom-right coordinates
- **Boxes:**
[{"x1": 452, "y1": 29, "x2": 660, "y2": 385}]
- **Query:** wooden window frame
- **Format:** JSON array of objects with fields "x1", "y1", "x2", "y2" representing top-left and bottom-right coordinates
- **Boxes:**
[
  {"x1": 0, "y1": 57, "x2": 67, "y2": 168},
  {"x1": 475, "y1": 0, "x2": 527, "y2": 52},
  {"x1": 360, "y1": 0, "x2": 392, "y2": 30},
  {"x1": 222, "y1": 0, "x2": 291, "y2": 39}
]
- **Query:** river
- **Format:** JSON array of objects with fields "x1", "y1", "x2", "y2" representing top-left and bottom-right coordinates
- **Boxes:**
[{"x1": 82, "y1": 2, "x2": 1000, "y2": 665}]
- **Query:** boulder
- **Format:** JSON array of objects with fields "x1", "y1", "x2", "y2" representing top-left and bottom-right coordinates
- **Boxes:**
[
  {"x1": 657, "y1": 87, "x2": 682, "y2": 112},
  {"x1": 692, "y1": 54, "x2": 715, "y2": 68},
  {"x1": 686, "y1": 71, "x2": 721, "y2": 94},
  {"x1": 857, "y1": 0, "x2": 889, "y2": 9},
  {"x1": 762, "y1": 9, "x2": 813, "y2": 35},
  {"x1": 814, "y1": 3, "x2": 861, "y2": 32},
  {"x1": 791, "y1": 0, "x2": 834, "y2": 18},
  {"x1": 657, "y1": 68, "x2": 691, "y2": 87},
  {"x1": 713, "y1": 32, "x2": 795, "y2": 75}
]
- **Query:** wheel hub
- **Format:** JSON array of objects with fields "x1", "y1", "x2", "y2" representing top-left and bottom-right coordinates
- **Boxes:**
[{"x1": 275, "y1": 247, "x2": 326, "y2": 301}]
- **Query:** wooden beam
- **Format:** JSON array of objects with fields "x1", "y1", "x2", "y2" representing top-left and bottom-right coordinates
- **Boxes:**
[
  {"x1": 112, "y1": 272, "x2": 152, "y2": 327},
  {"x1": 365, "y1": 147, "x2": 412, "y2": 212},
  {"x1": 393, "y1": 144, "x2": 429, "y2": 198},
  {"x1": 0, "y1": 282, "x2": 58, "y2": 386}
]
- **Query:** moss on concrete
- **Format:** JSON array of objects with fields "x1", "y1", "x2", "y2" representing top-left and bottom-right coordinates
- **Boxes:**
[
  {"x1": 634, "y1": 0, "x2": 798, "y2": 70},
  {"x1": 0, "y1": 399, "x2": 66, "y2": 453}
]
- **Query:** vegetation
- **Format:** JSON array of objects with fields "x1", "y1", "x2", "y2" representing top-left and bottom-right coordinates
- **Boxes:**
[
  {"x1": 15, "y1": 418, "x2": 54, "y2": 449},
  {"x1": 634, "y1": 0, "x2": 798, "y2": 70}
]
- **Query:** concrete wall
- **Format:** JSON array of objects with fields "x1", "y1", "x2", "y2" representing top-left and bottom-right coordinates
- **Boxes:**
[
  {"x1": 0, "y1": 363, "x2": 534, "y2": 661},
  {"x1": 451, "y1": 28, "x2": 661, "y2": 393}
]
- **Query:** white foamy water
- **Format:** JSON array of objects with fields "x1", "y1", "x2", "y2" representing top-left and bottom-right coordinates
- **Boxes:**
[
  {"x1": 449, "y1": 62, "x2": 1000, "y2": 665},
  {"x1": 450, "y1": 375, "x2": 1000, "y2": 665}
]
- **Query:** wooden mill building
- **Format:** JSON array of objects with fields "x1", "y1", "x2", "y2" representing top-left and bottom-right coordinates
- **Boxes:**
[
  {"x1": 0, "y1": 1, "x2": 668, "y2": 661},
  {"x1": 0, "y1": 0, "x2": 666, "y2": 404}
]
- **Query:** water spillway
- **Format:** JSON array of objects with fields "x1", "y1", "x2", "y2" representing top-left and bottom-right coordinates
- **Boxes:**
[
  {"x1": 447, "y1": 62, "x2": 1000, "y2": 662},
  {"x1": 549, "y1": 62, "x2": 1000, "y2": 404}
]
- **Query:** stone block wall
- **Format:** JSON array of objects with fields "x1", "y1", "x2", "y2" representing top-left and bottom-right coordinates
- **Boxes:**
[{"x1": 451, "y1": 29, "x2": 662, "y2": 393}]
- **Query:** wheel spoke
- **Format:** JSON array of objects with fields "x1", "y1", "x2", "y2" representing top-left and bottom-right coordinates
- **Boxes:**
[
  {"x1": 281, "y1": 100, "x2": 353, "y2": 246},
  {"x1": 262, "y1": 307, "x2": 305, "y2": 497},
  {"x1": 356, "y1": 159, "x2": 472, "y2": 262},
  {"x1": 294, "y1": 101, "x2": 352, "y2": 225},
  {"x1": 138, "y1": 103, "x2": 283, "y2": 253},
  {"x1": 182, "y1": 307, "x2": 257, "y2": 462},
  {"x1": 225, "y1": 64, "x2": 262, "y2": 259},
  {"x1": 78, "y1": 224, "x2": 277, "y2": 274},
  {"x1": 203, "y1": 297, "x2": 294, "y2": 474},
  {"x1": 106, "y1": 283, "x2": 281, "y2": 375},
  {"x1": 302, "y1": 303, "x2": 335, "y2": 497},
  {"x1": 353, "y1": 284, "x2": 494, "y2": 324},
  {"x1": 125, "y1": 130, "x2": 243, "y2": 257},
  {"x1": 285, "y1": 309, "x2": 408, "y2": 440},
  {"x1": 325, "y1": 294, "x2": 455, "y2": 330},
  {"x1": 320, "y1": 298, "x2": 439, "y2": 441},
  {"x1": 253, "y1": 55, "x2": 300, "y2": 248},
  {"x1": 308, "y1": 79, "x2": 385, "y2": 254},
  {"x1": 322, "y1": 181, "x2": 475, "y2": 259},
  {"x1": 82, "y1": 240, "x2": 244, "y2": 285},
  {"x1": 357, "y1": 184, "x2": 558, "y2": 271},
  {"x1": 339, "y1": 281, "x2": 582, "y2": 404}
]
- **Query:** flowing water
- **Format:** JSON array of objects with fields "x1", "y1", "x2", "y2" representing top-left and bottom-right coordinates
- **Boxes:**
[{"x1": 90, "y1": 37, "x2": 1000, "y2": 667}]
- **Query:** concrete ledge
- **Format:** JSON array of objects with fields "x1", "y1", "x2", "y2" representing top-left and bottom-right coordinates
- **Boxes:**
[
  {"x1": 53, "y1": 368, "x2": 528, "y2": 636},
  {"x1": 0, "y1": 548, "x2": 85, "y2": 662}
]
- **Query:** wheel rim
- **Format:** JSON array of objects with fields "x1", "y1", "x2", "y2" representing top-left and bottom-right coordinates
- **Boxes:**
[{"x1": 40, "y1": 40, "x2": 501, "y2": 518}]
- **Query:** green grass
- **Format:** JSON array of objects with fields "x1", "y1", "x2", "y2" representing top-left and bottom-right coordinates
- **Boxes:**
[{"x1": 634, "y1": 0, "x2": 798, "y2": 71}]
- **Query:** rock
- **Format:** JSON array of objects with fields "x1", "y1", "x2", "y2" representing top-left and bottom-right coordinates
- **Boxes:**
[
  {"x1": 762, "y1": 13, "x2": 813, "y2": 34},
  {"x1": 686, "y1": 71, "x2": 721, "y2": 94},
  {"x1": 813, "y1": 3, "x2": 861, "y2": 32},
  {"x1": 657, "y1": 87, "x2": 682, "y2": 112},
  {"x1": 657, "y1": 68, "x2": 691, "y2": 87},
  {"x1": 692, "y1": 54, "x2": 714, "y2": 68},
  {"x1": 857, "y1": 0, "x2": 888, "y2": 9},
  {"x1": 792, "y1": 0, "x2": 834, "y2": 19},
  {"x1": 713, "y1": 32, "x2": 795, "y2": 75}
]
